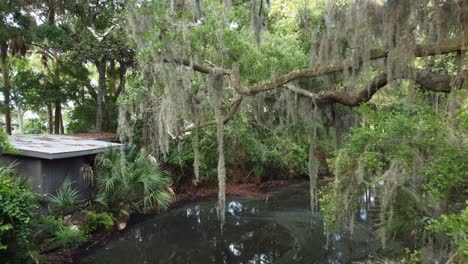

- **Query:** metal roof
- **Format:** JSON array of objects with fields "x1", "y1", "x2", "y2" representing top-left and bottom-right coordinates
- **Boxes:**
[{"x1": 6, "y1": 135, "x2": 122, "y2": 160}]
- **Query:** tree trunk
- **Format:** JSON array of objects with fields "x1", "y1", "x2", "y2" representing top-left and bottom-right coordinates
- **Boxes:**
[
  {"x1": 54, "y1": 100, "x2": 61, "y2": 134},
  {"x1": 113, "y1": 62, "x2": 127, "y2": 100},
  {"x1": 47, "y1": 103, "x2": 53, "y2": 134},
  {"x1": 17, "y1": 104, "x2": 24, "y2": 133},
  {"x1": 95, "y1": 59, "x2": 107, "y2": 132},
  {"x1": 1, "y1": 42, "x2": 12, "y2": 135},
  {"x1": 53, "y1": 49, "x2": 62, "y2": 134},
  {"x1": 108, "y1": 59, "x2": 116, "y2": 92},
  {"x1": 60, "y1": 114, "x2": 64, "y2": 134}
]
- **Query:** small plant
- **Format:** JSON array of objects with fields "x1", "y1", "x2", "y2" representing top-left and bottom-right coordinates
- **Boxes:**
[
  {"x1": 37, "y1": 216, "x2": 64, "y2": 237},
  {"x1": 48, "y1": 177, "x2": 82, "y2": 216},
  {"x1": 49, "y1": 226, "x2": 86, "y2": 248},
  {"x1": 84, "y1": 211, "x2": 114, "y2": 232},
  {"x1": 401, "y1": 249, "x2": 421, "y2": 264}
]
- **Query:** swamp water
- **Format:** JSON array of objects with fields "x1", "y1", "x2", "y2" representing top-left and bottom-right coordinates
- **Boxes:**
[{"x1": 79, "y1": 183, "x2": 404, "y2": 263}]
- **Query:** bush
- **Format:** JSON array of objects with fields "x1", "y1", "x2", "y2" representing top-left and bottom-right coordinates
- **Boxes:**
[
  {"x1": 427, "y1": 203, "x2": 468, "y2": 259},
  {"x1": 37, "y1": 216, "x2": 64, "y2": 237},
  {"x1": 96, "y1": 145, "x2": 173, "y2": 213},
  {"x1": 0, "y1": 165, "x2": 37, "y2": 251},
  {"x1": 84, "y1": 211, "x2": 114, "y2": 232},
  {"x1": 0, "y1": 131, "x2": 14, "y2": 153},
  {"x1": 48, "y1": 177, "x2": 82, "y2": 216},
  {"x1": 49, "y1": 226, "x2": 86, "y2": 248}
]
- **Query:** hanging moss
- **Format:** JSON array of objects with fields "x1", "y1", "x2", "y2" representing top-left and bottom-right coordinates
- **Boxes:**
[
  {"x1": 210, "y1": 68, "x2": 227, "y2": 229},
  {"x1": 308, "y1": 102, "x2": 319, "y2": 213},
  {"x1": 378, "y1": 162, "x2": 408, "y2": 248}
]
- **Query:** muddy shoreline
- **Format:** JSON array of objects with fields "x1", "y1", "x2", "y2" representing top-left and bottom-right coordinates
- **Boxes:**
[{"x1": 42, "y1": 179, "x2": 306, "y2": 263}]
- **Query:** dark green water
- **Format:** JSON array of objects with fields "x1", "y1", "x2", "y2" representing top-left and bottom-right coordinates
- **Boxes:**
[{"x1": 79, "y1": 183, "x2": 403, "y2": 264}]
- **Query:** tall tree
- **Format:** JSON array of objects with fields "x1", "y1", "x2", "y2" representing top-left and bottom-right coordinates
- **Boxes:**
[
  {"x1": 67, "y1": 0, "x2": 134, "y2": 132},
  {"x1": 0, "y1": 0, "x2": 32, "y2": 134}
]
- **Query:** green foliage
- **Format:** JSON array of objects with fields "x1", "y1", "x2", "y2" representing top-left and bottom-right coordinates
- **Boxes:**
[
  {"x1": 0, "y1": 165, "x2": 37, "y2": 251},
  {"x1": 166, "y1": 113, "x2": 312, "y2": 184},
  {"x1": 68, "y1": 99, "x2": 96, "y2": 133},
  {"x1": 423, "y1": 149, "x2": 468, "y2": 200},
  {"x1": 427, "y1": 203, "x2": 468, "y2": 256},
  {"x1": 49, "y1": 226, "x2": 86, "y2": 249},
  {"x1": 456, "y1": 96, "x2": 468, "y2": 132},
  {"x1": 32, "y1": 215, "x2": 86, "y2": 251},
  {"x1": 321, "y1": 102, "x2": 468, "y2": 260},
  {"x1": 68, "y1": 98, "x2": 119, "y2": 133},
  {"x1": 37, "y1": 216, "x2": 64, "y2": 238},
  {"x1": 0, "y1": 131, "x2": 14, "y2": 153},
  {"x1": 96, "y1": 145, "x2": 173, "y2": 213},
  {"x1": 398, "y1": 249, "x2": 421, "y2": 264},
  {"x1": 84, "y1": 211, "x2": 114, "y2": 233},
  {"x1": 0, "y1": 222, "x2": 13, "y2": 250},
  {"x1": 23, "y1": 118, "x2": 46, "y2": 134},
  {"x1": 48, "y1": 177, "x2": 82, "y2": 216}
]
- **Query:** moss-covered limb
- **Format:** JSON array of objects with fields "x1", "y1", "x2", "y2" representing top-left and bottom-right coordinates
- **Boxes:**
[
  {"x1": 164, "y1": 37, "x2": 464, "y2": 95},
  {"x1": 285, "y1": 70, "x2": 456, "y2": 106},
  {"x1": 247, "y1": 48, "x2": 462, "y2": 94},
  {"x1": 188, "y1": 68, "x2": 458, "y2": 132}
]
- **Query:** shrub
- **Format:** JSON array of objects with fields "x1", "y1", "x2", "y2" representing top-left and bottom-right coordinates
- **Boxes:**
[
  {"x1": 0, "y1": 165, "x2": 37, "y2": 251},
  {"x1": 48, "y1": 177, "x2": 82, "y2": 216},
  {"x1": 49, "y1": 226, "x2": 86, "y2": 248},
  {"x1": 84, "y1": 211, "x2": 114, "y2": 232},
  {"x1": 0, "y1": 131, "x2": 14, "y2": 153},
  {"x1": 427, "y1": 203, "x2": 468, "y2": 259},
  {"x1": 36, "y1": 216, "x2": 65, "y2": 238},
  {"x1": 96, "y1": 145, "x2": 173, "y2": 213}
]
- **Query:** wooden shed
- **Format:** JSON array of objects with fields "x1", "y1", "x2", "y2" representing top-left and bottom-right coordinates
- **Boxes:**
[{"x1": 0, "y1": 135, "x2": 122, "y2": 197}]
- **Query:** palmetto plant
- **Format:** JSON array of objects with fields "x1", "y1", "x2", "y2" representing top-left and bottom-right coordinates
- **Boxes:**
[
  {"x1": 48, "y1": 177, "x2": 82, "y2": 216},
  {"x1": 95, "y1": 145, "x2": 173, "y2": 213}
]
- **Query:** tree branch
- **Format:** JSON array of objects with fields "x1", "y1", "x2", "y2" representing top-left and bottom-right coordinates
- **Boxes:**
[
  {"x1": 285, "y1": 70, "x2": 456, "y2": 106},
  {"x1": 247, "y1": 37, "x2": 465, "y2": 94},
  {"x1": 163, "y1": 58, "x2": 231, "y2": 75},
  {"x1": 168, "y1": 38, "x2": 464, "y2": 132},
  {"x1": 182, "y1": 96, "x2": 243, "y2": 132},
  {"x1": 285, "y1": 73, "x2": 388, "y2": 106}
]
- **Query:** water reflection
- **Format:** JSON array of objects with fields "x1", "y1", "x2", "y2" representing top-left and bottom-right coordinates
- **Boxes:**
[{"x1": 79, "y1": 183, "x2": 403, "y2": 264}]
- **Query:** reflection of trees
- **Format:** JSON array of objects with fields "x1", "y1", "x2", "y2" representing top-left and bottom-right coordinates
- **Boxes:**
[{"x1": 82, "y1": 185, "x2": 391, "y2": 263}]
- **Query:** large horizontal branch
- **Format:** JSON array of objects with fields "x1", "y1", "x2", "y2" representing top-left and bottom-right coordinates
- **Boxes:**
[
  {"x1": 183, "y1": 69, "x2": 459, "y2": 132},
  {"x1": 165, "y1": 37, "x2": 463, "y2": 93},
  {"x1": 169, "y1": 37, "x2": 464, "y2": 132},
  {"x1": 247, "y1": 37, "x2": 465, "y2": 94},
  {"x1": 285, "y1": 70, "x2": 455, "y2": 106},
  {"x1": 286, "y1": 73, "x2": 388, "y2": 106}
]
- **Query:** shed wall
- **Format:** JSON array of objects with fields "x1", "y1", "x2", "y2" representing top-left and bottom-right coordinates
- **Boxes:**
[
  {"x1": 0, "y1": 154, "x2": 94, "y2": 199},
  {"x1": 41, "y1": 156, "x2": 93, "y2": 199},
  {"x1": 0, "y1": 155, "x2": 43, "y2": 193}
]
